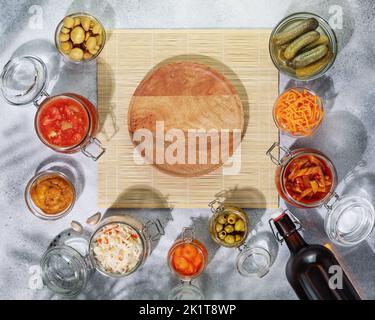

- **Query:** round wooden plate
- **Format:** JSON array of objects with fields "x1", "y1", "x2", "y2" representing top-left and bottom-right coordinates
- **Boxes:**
[{"x1": 128, "y1": 62, "x2": 244, "y2": 177}]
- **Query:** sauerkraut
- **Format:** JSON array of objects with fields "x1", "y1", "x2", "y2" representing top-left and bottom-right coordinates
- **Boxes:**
[{"x1": 92, "y1": 223, "x2": 143, "y2": 274}]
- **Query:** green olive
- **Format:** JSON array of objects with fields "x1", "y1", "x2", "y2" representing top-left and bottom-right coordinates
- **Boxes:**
[
  {"x1": 63, "y1": 16, "x2": 74, "y2": 29},
  {"x1": 60, "y1": 41, "x2": 72, "y2": 53},
  {"x1": 86, "y1": 36, "x2": 97, "y2": 51},
  {"x1": 235, "y1": 235, "x2": 242, "y2": 242},
  {"x1": 234, "y1": 219, "x2": 245, "y2": 232},
  {"x1": 215, "y1": 223, "x2": 223, "y2": 233},
  {"x1": 81, "y1": 17, "x2": 91, "y2": 31},
  {"x1": 224, "y1": 235, "x2": 235, "y2": 244},
  {"x1": 217, "y1": 215, "x2": 226, "y2": 225},
  {"x1": 70, "y1": 26, "x2": 85, "y2": 44},
  {"x1": 69, "y1": 48, "x2": 84, "y2": 61},
  {"x1": 224, "y1": 225, "x2": 234, "y2": 233},
  {"x1": 218, "y1": 230, "x2": 226, "y2": 240},
  {"x1": 227, "y1": 213, "x2": 238, "y2": 224},
  {"x1": 59, "y1": 32, "x2": 70, "y2": 42}
]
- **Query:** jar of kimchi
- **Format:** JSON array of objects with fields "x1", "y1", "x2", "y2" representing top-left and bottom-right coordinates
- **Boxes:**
[{"x1": 0, "y1": 55, "x2": 105, "y2": 160}]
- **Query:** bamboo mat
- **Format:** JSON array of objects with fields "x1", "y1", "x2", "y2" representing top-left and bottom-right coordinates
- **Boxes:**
[{"x1": 97, "y1": 29, "x2": 279, "y2": 209}]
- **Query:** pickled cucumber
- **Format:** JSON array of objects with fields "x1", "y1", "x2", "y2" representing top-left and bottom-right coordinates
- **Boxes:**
[
  {"x1": 296, "y1": 50, "x2": 333, "y2": 77},
  {"x1": 303, "y1": 34, "x2": 329, "y2": 51},
  {"x1": 273, "y1": 18, "x2": 319, "y2": 46},
  {"x1": 284, "y1": 31, "x2": 320, "y2": 60},
  {"x1": 289, "y1": 44, "x2": 328, "y2": 68}
]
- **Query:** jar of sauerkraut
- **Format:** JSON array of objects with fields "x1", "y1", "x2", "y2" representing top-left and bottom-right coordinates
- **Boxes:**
[{"x1": 88, "y1": 215, "x2": 164, "y2": 278}]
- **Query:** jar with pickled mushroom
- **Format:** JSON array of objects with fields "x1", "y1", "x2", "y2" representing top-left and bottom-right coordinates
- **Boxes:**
[{"x1": 54, "y1": 12, "x2": 106, "y2": 63}]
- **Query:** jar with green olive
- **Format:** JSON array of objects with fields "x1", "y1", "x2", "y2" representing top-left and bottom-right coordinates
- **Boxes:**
[{"x1": 208, "y1": 200, "x2": 271, "y2": 278}]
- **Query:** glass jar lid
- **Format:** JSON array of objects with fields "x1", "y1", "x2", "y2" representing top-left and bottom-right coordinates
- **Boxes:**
[
  {"x1": 40, "y1": 228, "x2": 91, "y2": 297},
  {"x1": 168, "y1": 282, "x2": 204, "y2": 300},
  {"x1": 325, "y1": 195, "x2": 375, "y2": 246},
  {"x1": 0, "y1": 55, "x2": 48, "y2": 106},
  {"x1": 236, "y1": 246, "x2": 271, "y2": 278}
]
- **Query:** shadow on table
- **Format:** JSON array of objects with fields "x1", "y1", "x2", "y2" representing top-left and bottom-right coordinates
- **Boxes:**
[
  {"x1": 291, "y1": 110, "x2": 368, "y2": 183},
  {"x1": 285, "y1": 75, "x2": 338, "y2": 113},
  {"x1": 35, "y1": 154, "x2": 86, "y2": 198}
]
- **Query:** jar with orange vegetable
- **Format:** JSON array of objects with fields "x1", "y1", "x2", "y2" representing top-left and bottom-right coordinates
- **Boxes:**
[
  {"x1": 0, "y1": 55, "x2": 105, "y2": 160},
  {"x1": 273, "y1": 87, "x2": 324, "y2": 137},
  {"x1": 167, "y1": 227, "x2": 207, "y2": 300}
]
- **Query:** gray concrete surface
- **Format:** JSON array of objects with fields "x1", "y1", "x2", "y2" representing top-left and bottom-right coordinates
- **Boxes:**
[{"x1": 0, "y1": 0, "x2": 374, "y2": 299}]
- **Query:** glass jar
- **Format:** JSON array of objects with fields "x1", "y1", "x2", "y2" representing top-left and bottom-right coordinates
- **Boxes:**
[
  {"x1": 273, "y1": 87, "x2": 324, "y2": 137},
  {"x1": 24, "y1": 170, "x2": 76, "y2": 220},
  {"x1": 54, "y1": 12, "x2": 106, "y2": 64},
  {"x1": 167, "y1": 227, "x2": 207, "y2": 300},
  {"x1": 0, "y1": 55, "x2": 105, "y2": 160},
  {"x1": 41, "y1": 228, "x2": 93, "y2": 297},
  {"x1": 208, "y1": 200, "x2": 271, "y2": 278},
  {"x1": 89, "y1": 215, "x2": 164, "y2": 278},
  {"x1": 267, "y1": 142, "x2": 337, "y2": 208},
  {"x1": 269, "y1": 12, "x2": 338, "y2": 81},
  {"x1": 267, "y1": 143, "x2": 375, "y2": 246}
]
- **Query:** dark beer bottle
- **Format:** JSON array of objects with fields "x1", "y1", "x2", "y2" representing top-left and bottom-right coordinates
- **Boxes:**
[{"x1": 271, "y1": 212, "x2": 361, "y2": 300}]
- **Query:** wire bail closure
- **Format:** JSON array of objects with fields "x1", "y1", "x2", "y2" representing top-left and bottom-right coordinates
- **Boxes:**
[{"x1": 268, "y1": 209, "x2": 303, "y2": 244}]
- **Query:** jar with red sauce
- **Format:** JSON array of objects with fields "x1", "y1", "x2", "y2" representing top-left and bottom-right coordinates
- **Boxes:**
[
  {"x1": 267, "y1": 142, "x2": 337, "y2": 208},
  {"x1": 167, "y1": 227, "x2": 207, "y2": 300},
  {"x1": 0, "y1": 55, "x2": 105, "y2": 160},
  {"x1": 267, "y1": 142, "x2": 375, "y2": 246}
]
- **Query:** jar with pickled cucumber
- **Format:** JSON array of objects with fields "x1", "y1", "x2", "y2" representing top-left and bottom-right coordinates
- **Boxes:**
[{"x1": 269, "y1": 12, "x2": 337, "y2": 80}]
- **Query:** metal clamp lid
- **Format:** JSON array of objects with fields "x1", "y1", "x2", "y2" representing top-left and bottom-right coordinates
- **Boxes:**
[
  {"x1": 144, "y1": 219, "x2": 165, "y2": 241},
  {"x1": 81, "y1": 137, "x2": 106, "y2": 161},
  {"x1": 208, "y1": 199, "x2": 224, "y2": 213},
  {"x1": 266, "y1": 142, "x2": 291, "y2": 165},
  {"x1": 268, "y1": 209, "x2": 303, "y2": 244},
  {"x1": 182, "y1": 227, "x2": 195, "y2": 242}
]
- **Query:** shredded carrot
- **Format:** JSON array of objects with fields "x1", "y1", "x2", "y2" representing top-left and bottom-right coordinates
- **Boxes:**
[{"x1": 274, "y1": 89, "x2": 324, "y2": 136}]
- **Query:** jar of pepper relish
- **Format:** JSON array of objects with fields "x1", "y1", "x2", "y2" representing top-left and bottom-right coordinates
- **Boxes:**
[
  {"x1": 266, "y1": 142, "x2": 337, "y2": 208},
  {"x1": 267, "y1": 142, "x2": 375, "y2": 247},
  {"x1": 0, "y1": 55, "x2": 105, "y2": 161}
]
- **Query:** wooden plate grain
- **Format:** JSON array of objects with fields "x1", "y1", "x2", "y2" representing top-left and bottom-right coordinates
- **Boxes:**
[
  {"x1": 128, "y1": 62, "x2": 244, "y2": 177},
  {"x1": 97, "y1": 29, "x2": 279, "y2": 208}
]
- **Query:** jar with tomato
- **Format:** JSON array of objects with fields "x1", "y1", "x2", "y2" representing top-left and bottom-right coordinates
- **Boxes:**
[
  {"x1": 167, "y1": 227, "x2": 207, "y2": 300},
  {"x1": 0, "y1": 55, "x2": 105, "y2": 160}
]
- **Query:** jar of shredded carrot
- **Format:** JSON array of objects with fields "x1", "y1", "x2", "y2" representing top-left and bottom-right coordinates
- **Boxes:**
[{"x1": 273, "y1": 87, "x2": 324, "y2": 137}]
